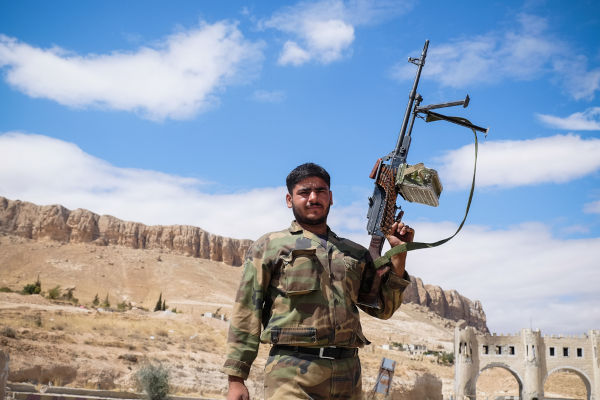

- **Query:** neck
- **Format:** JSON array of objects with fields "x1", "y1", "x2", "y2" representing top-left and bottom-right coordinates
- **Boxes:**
[{"x1": 297, "y1": 221, "x2": 328, "y2": 236}]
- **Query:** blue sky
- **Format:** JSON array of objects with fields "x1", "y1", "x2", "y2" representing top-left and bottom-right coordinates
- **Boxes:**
[{"x1": 1, "y1": 0, "x2": 599, "y2": 335}]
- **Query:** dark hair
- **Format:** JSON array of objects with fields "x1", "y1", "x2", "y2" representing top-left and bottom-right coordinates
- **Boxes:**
[{"x1": 286, "y1": 163, "x2": 331, "y2": 193}]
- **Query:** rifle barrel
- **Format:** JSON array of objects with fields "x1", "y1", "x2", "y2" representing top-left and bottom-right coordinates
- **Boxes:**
[{"x1": 393, "y1": 40, "x2": 429, "y2": 158}]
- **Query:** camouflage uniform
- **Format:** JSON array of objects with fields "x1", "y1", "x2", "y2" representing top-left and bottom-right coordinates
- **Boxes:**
[{"x1": 223, "y1": 221, "x2": 411, "y2": 399}]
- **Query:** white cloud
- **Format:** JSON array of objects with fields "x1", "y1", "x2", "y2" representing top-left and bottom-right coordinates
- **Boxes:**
[
  {"x1": 553, "y1": 54, "x2": 600, "y2": 101},
  {"x1": 391, "y1": 13, "x2": 600, "y2": 100},
  {"x1": 279, "y1": 41, "x2": 312, "y2": 65},
  {"x1": 262, "y1": 0, "x2": 412, "y2": 66},
  {"x1": 252, "y1": 89, "x2": 286, "y2": 103},
  {"x1": 408, "y1": 221, "x2": 600, "y2": 335},
  {"x1": 0, "y1": 132, "x2": 287, "y2": 240},
  {"x1": 536, "y1": 107, "x2": 600, "y2": 131},
  {"x1": 1, "y1": 131, "x2": 598, "y2": 334},
  {"x1": 437, "y1": 134, "x2": 600, "y2": 189},
  {"x1": 301, "y1": 19, "x2": 355, "y2": 63},
  {"x1": 584, "y1": 200, "x2": 600, "y2": 214},
  {"x1": 0, "y1": 22, "x2": 263, "y2": 121}
]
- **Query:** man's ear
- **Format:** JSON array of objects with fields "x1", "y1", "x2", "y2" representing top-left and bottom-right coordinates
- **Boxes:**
[
  {"x1": 329, "y1": 191, "x2": 333, "y2": 206},
  {"x1": 286, "y1": 192, "x2": 293, "y2": 208}
]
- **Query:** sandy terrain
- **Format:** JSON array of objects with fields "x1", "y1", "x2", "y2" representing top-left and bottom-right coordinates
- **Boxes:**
[{"x1": 0, "y1": 234, "x2": 587, "y2": 399}]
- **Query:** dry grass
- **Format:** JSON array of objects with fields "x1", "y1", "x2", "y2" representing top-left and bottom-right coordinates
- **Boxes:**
[
  {"x1": 0, "y1": 297, "x2": 228, "y2": 392},
  {"x1": 0, "y1": 298, "x2": 225, "y2": 352},
  {"x1": 0, "y1": 306, "x2": 224, "y2": 350}
]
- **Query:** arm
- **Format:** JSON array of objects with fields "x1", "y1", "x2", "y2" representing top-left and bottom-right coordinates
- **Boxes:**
[
  {"x1": 223, "y1": 237, "x2": 271, "y2": 389},
  {"x1": 386, "y1": 220, "x2": 414, "y2": 277},
  {"x1": 359, "y1": 221, "x2": 414, "y2": 319}
]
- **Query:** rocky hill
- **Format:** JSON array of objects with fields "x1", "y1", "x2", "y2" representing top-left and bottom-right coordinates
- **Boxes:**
[
  {"x1": 0, "y1": 197, "x2": 252, "y2": 266},
  {"x1": 403, "y1": 277, "x2": 487, "y2": 333},
  {"x1": 0, "y1": 196, "x2": 488, "y2": 332}
]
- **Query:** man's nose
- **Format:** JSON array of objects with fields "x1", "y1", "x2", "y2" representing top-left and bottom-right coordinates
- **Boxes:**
[{"x1": 308, "y1": 190, "x2": 319, "y2": 202}]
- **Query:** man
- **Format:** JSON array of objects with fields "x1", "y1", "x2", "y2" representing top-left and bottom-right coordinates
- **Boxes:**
[{"x1": 224, "y1": 163, "x2": 414, "y2": 400}]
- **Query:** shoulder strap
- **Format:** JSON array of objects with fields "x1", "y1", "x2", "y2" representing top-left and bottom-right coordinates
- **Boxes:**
[{"x1": 374, "y1": 126, "x2": 479, "y2": 269}]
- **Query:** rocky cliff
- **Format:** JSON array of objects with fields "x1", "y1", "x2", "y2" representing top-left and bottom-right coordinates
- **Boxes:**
[
  {"x1": 403, "y1": 276, "x2": 488, "y2": 332},
  {"x1": 0, "y1": 196, "x2": 488, "y2": 331},
  {"x1": 0, "y1": 197, "x2": 252, "y2": 266}
]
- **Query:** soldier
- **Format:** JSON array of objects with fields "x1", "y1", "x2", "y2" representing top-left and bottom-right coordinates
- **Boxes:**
[{"x1": 224, "y1": 162, "x2": 414, "y2": 400}]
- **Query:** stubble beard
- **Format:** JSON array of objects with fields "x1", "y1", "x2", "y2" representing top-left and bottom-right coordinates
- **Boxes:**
[{"x1": 292, "y1": 203, "x2": 330, "y2": 226}]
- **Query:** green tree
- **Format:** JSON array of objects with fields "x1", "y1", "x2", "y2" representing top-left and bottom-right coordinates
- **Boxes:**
[
  {"x1": 102, "y1": 293, "x2": 110, "y2": 308},
  {"x1": 92, "y1": 293, "x2": 100, "y2": 307},
  {"x1": 162, "y1": 299, "x2": 166, "y2": 311},
  {"x1": 154, "y1": 293, "x2": 163, "y2": 312}
]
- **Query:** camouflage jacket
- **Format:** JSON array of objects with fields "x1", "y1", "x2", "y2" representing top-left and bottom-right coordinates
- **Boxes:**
[{"x1": 223, "y1": 221, "x2": 411, "y2": 379}]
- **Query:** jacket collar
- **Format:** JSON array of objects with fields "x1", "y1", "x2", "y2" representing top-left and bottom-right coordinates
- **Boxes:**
[{"x1": 288, "y1": 220, "x2": 340, "y2": 242}]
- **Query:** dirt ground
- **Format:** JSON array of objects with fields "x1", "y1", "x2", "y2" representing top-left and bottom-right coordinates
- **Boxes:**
[
  {"x1": 0, "y1": 291, "x2": 457, "y2": 398},
  {"x1": 0, "y1": 234, "x2": 588, "y2": 399}
]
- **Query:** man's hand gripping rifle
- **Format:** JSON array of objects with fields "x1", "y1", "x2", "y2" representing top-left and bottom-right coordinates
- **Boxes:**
[{"x1": 360, "y1": 40, "x2": 488, "y2": 308}]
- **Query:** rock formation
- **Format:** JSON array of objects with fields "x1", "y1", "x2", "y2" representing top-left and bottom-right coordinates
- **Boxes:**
[
  {"x1": 0, "y1": 197, "x2": 251, "y2": 266},
  {"x1": 403, "y1": 276, "x2": 488, "y2": 333},
  {"x1": 0, "y1": 196, "x2": 488, "y2": 331}
]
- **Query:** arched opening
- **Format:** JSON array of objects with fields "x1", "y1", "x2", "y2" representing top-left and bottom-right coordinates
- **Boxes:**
[
  {"x1": 476, "y1": 363, "x2": 522, "y2": 399},
  {"x1": 544, "y1": 367, "x2": 590, "y2": 400}
]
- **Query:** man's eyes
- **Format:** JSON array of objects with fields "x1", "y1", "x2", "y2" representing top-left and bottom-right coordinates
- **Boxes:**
[{"x1": 298, "y1": 189, "x2": 327, "y2": 195}]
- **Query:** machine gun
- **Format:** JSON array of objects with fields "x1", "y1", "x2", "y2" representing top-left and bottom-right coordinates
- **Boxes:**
[{"x1": 360, "y1": 40, "x2": 488, "y2": 308}]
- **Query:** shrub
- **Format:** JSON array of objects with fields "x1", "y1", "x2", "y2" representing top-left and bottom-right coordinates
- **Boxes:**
[
  {"x1": 156, "y1": 329, "x2": 168, "y2": 337},
  {"x1": 439, "y1": 351, "x2": 454, "y2": 365},
  {"x1": 0, "y1": 286, "x2": 12, "y2": 293},
  {"x1": 22, "y1": 276, "x2": 42, "y2": 295},
  {"x1": 48, "y1": 285, "x2": 62, "y2": 300},
  {"x1": 92, "y1": 293, "x2": 100, "y2": 307},
  {"x1": 63, "y1": 287, "x2": 78, "y2": 304},
  {"x1": 22, "y1": 283, "x2": 40, "y2": 294},
  {"x1": 136, "y1": 363, "x2": 170, "y2": 400},
  {"x1": 1, "y1": 326, "x2": 16, "y2": 338},
  {"x1": 102, "y1": 293, "x2": 110, "y2": 308}
]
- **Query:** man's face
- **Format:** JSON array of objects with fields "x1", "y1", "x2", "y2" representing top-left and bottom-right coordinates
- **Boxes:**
[{"x1": 286, "y1": 176, "x2": 333, "y2": 227}]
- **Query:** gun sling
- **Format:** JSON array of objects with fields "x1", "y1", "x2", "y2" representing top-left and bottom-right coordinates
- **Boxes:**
[{"x1": 373, "y1": 125, "x2": 480, "y2": 269}]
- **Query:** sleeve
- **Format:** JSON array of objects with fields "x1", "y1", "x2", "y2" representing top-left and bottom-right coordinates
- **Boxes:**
[
  {"x1": 222, "y1": 237, "x2": 272, "y2": 379},
  {"x1": 358, "y1": 253, "x2": 411, "y2": 320}
]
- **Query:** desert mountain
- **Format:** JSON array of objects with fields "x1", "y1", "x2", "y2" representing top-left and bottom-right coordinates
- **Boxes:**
[{"x1": 0, "y1": 196, "x2": 487, "y2": 332}]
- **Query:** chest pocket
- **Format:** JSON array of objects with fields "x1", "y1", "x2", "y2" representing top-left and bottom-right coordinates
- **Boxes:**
[{"x1": 280, "y1": 249, "x2": 320, "y2": 295}]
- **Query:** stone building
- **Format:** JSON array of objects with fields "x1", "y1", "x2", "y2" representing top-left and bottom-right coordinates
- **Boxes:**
[{"x1": 454, "y1": 326, "x2": 600, "y2": 399}]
